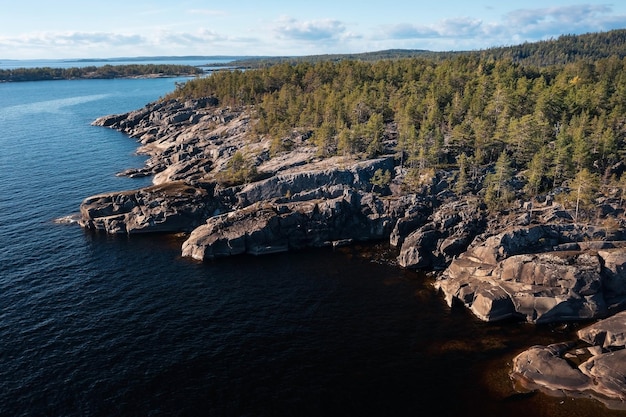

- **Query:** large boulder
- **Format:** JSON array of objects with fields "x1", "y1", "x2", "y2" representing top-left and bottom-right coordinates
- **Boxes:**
[
  {"x1": 510, "y1": 311, "x2": 626, "y2": 410},
  {"x1": 397, "y1": 198, "x2": 487, "y2": 269},
  {"x1": 181, "y1": 189, "x2": 410, "y2": 261},
  {"x1": 79, "y1": 182, "x2": 216, "y2": 234},
  {"x1": 235, "y1": 157, "x2": 395, "y2": 207},
  {"x1": 434, "y1": 225, "x2": 626, "y2": 323}
]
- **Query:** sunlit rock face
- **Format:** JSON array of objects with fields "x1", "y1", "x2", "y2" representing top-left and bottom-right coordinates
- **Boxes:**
[
  {"x1": 434, "y1": 225, "x2": 626, "y2": 324},
  {"x1": 510, "y1": 311, "x2": 626, "y2": 411}
]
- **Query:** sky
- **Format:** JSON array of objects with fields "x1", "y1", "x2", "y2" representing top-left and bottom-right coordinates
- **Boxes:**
[{"x1": 1, "y1": 0, "x2": 626, "y2": 60}]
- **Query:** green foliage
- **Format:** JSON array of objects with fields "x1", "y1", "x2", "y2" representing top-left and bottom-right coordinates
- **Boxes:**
[
  {"x1": 216, "y1": 151, "x2": 259, "y2": 186},
  {"x1": 158, "y1": 30, "x2": 626, "y2": 204},
  {"x1": 370, "y1": 168, "x2": 392, "y2": 192},
  {"x1": 484, "y1": 151, "x2": 514, "y2": 210},
  {"x1": 476, "y1": 29, "x2": 626, "y2": 66},
  {"x1": 222, "y1": 29, "x2": 626, "y2": 75},
  {"x1": 269, "y1": 135, "x2": 293, "y2": 156},
  {"x1": 313, "y1": 121, "x2": 336, "y2": 157},
  {"x1": 568, "y1": 168, "x2": 600, "y2": 223},
  {"x1": 365, "y1": 113, "x2": 385, "y2": 158},
  {"x1": 405, "y1": 167, "x2": 436, "y2": 191},
  {"x1": 454, "y1": 153, "x2": 469, "y2": 194},
  {"x1": 524, "y1": 147, "x2": 549, "y2": 197}
]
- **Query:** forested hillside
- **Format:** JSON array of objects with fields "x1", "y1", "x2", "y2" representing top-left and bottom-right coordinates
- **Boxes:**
[
  {"x1": 477, "y1": 29, "x2": 626, "y2": 66},
  {"x1": 166, "y1": 28, "x2": 626, "y2": 212},
  {"x1": 224, "y1": 29, "x2": 626, "y2": 69}
]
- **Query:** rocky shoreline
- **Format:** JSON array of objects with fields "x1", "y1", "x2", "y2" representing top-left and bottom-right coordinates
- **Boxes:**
[{"x1": 81, "y1": 97, "x2": 626, "y2": 408}]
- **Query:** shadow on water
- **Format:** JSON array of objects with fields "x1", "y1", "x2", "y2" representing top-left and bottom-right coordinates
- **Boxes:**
[{"x1": 69, "y1": 236, "x2": 626, "y2": 417}]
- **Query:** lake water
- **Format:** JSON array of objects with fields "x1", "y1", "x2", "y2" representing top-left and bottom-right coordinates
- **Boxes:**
[{"x1": 0, "y1": 73, "x2": 622, "y2": 416}]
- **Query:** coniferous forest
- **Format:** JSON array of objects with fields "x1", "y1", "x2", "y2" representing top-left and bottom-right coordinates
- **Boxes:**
[{"x1": 166, "y1": 29, "x2": 626, "y2": 213}]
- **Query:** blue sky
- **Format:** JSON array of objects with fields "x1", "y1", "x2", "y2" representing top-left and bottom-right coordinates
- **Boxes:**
[{"x1": 1, "y1": 0, "x2": 626, "y2": 59}]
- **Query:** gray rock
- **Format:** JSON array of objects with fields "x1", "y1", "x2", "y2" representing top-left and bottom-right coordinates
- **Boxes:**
[
  {"x1": 397, "y1": 198, "x2": 486, "y2": 269},
  {"x1": 578, "y1": 311, "x2": 626, "y2": 348},
  {"x1": 181, "y1": 189, "x2": 414, "y2": 261},
  {"x1": 434, "y1": 225, "x2": 622, "y2": 323},
  {"x1": 235, "y1": 157, "x2": 395, "y2": 207},
  {"x1": 510, "y1": 311, "x2": 626, "y2": 410},
  {"x1": 599, "y1": 249, "x2": 626, "y2": 297},
  {"x1": 79, "y1": 182, "x2": 215, "y2": 234},
  {"x1": 511, "y1": 342, "x2": 590, "y2": 393}
]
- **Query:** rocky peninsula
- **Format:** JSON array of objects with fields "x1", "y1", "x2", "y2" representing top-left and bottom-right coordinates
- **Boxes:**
[{"x1": 81, "y1": 97, "x2": 626, "y2": 409}]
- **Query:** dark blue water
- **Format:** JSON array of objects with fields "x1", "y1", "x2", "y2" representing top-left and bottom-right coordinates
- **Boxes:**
[{"x1": 1, "y1": 77, "x2": 622, "y2": 417}]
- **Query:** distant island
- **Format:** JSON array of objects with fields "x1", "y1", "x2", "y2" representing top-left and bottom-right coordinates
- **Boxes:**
[{"x1": 0, "y1": 64, "x2": 204, "y2": 82}]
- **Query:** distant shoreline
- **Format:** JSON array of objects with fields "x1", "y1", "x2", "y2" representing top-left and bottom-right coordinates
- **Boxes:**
[{"x1": 0, "y1": 63, "x2": 205, "y2": 83}]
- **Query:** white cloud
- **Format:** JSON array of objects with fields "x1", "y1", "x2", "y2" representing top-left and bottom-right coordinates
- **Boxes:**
[
  {"x1": 158, "y1": 29, "x2": 226, "y2": 46},
  {"x1": 1, "y1": 31, "x2": 145, "y2": 47},
  {"x1": 503, "y1": 4, "x2": 626, "y2": 38},
  {"x1": 2, "y1": 3, "x2": 626, "y2": 59},
  {"x1": 274, "y1": 17, "x2": 347, "y2": 41},
  {"x1": 0, "y1": 29, "x2": 241, "y2": 58},
  {"x1": 378, "y1": 4, "x2": 626, "y2": 50}
]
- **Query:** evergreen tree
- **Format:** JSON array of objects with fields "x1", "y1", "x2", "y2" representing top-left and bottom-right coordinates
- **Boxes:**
[
  {"x1": 370, "y1": 168, "x2": 392, "y2": 193},
  {"x1": 484, "y1": 151, "x2": 513, "y2": 210},
  {"x1": 552, "y1": 123, "x2": 573, "y2": 187},
  {"x1": 455, "y1": 152, "x2": 469, "y2": 194},
  {"x1": 365, "y1": 113, "x2": 384, "y2": 157},
  {"x1": 570, "y1": 112, "x2": 592, "y2": 171},
  {"x1": 313, "y1": 122, "x2": 336, "y2": 156},
  {"x1": 525, "y1": 146, "x2": 548, "y2": 197},
  {"x1": 568, "y1": 168, "x2": 600, "y2": 223}
]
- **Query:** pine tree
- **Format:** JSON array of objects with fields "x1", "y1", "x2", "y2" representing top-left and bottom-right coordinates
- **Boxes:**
[
  {"x1": 484, "y1": 151, "x2": 513, "y2": 210},
  {"x1": 525, "y1": 147, "x2": 548, "y2": 197},
  {"x1": 552, "y1": 123, "x2": 573, "y2": 187},
  {"x1": 370, "y1": 168, "x2": 392, "y2": 193},
  {"x1": 568, "y1": 168, "x2": 600, "y2": 223},
  {"x1": 365, "y1": 113, "x2": 384, "y2": 157},
  {"x1": 454, "y1": 152, "x2": 469, "y2": 194},
  {"x1": 313, "y1": 122, "x2": 336, "y2": 157}
]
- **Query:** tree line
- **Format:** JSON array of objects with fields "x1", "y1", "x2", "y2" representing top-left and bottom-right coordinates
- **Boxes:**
[
  {"x1": 222, "y1": 29, "x2": 626, "y2": 70},
  {"x1": 166, "y1": 31, "x2": 626, "y2": 216},
  {"x1": 0, "y1": 64, "x2": 203, "y2": 82}
]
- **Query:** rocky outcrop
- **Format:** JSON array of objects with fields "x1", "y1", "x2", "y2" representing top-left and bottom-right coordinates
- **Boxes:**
[
  {"x1": 234, "y1": 157, "x2": 395, "y2": 208},
  {"x1": 396, "y1": 198, "x2": 487, "y2": 269},
  {"x1": 510, "y1": 311, "x2": 626, "y2": 410},
  {"x1": 79, "y1": 181, "x2": 217, "y2": 233},
  {"x1": 182, "y1": 191, "x2": 376, "y2": 260},
  {"x1": 82, "y1": 98, "x2": 435, "y2": 250},
  {"x1": 92, "y1": 99, "x2": 260, "y2": 183},
  {"x1": 434, "y1": 224, "x2": 626, "y2": 324},
  {"x1": 181, "y1": 189, "x2": 418, "y2": 261}
]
